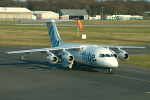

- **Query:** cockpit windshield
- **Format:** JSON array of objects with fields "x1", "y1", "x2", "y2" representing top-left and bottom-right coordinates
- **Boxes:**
[{"x1": 99, "y1": 54, "x2": 114, "y2": 58}]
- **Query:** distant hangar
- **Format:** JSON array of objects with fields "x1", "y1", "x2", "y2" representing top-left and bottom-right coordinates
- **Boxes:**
[
  {"x1": 0, "y1": 7, "x2": 89, "y2": 20},
  {"x1": 59, "y1": 9, "x2": 88, "y2": 20},
  {"x1": 32, "y1": 11, "x2": 59, "y2": 19},
  {"x1": 0, "y1": 7, "x2": 34, "y2": 19}
]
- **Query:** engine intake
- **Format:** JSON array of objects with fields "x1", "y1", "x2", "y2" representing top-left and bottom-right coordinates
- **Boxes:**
[
  {"x1": 117, "y1": 49, "x2": 129, "y2": 61},
  {"x1": 46, "y1": 55, "x2": 58, "y2": 64},
  {"x1": 118, "y1": 53, "x2": 129, "y2": 61},
  {"x1": 46, "y1": 51, "x2": 58, "y2": 64},
  {"x1": 62, "y1": 55, "x2": 74, "y2": 63}
]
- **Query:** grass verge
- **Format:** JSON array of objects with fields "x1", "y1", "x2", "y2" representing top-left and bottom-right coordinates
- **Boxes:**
[
  {"x1": 118, "y1": 54, "x2": 150, "y2": 67},
  {"x1": 0, "y1": 25, "x2": 149, "y2": 46}
]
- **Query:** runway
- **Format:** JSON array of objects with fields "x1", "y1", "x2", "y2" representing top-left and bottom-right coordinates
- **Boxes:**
[{"x1": 0, "y1": 45, "x2": 150, "y2": 100}]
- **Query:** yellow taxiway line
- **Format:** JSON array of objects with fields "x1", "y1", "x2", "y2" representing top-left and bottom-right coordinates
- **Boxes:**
[{"x1": 112, "y1": 74, "x2": 150, "y2": 83}]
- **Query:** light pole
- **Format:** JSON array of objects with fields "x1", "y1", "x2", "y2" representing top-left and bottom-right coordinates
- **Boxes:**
[{"x1": 102, "y1": 7, "x2": 104, "y2": 20}]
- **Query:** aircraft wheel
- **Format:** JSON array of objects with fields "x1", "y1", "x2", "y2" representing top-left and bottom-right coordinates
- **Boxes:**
[
  {"x1": 108, "y1": 69, "x2": 113, "y2": 74},
  {"x1": 65, "y1": 66, "x2": 71, "y2": 70}
]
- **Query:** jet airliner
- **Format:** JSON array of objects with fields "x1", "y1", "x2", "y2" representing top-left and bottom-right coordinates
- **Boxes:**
[{"x1": 6, "y1": 19, "x2": 145, "y2": 74}]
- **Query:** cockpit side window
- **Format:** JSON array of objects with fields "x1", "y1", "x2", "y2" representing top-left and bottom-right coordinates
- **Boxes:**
[
  {"x1": 99, "y1": 54, "x2": 105, "y2": 57},
  {"x1": 99, "y1": 54, "x2": 114, "y2": 58},
  {"x1": 102, "y1": 54, "x2": 105, "y2": 57},
  {"x1": 105, "y1": 54, "x2": 110, "y2": 57}
]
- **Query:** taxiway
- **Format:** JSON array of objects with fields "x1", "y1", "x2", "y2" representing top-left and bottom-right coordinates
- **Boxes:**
[{"x1": 0, "y1": 45, "x2": 150, "y2": 100}]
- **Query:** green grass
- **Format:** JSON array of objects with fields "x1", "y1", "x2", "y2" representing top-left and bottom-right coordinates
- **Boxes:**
[
  {"x1": 59, "y1": 26, "x2": 150, "y2": 46},
  {"x1": 58, "y1": 20, "x2": 150, "y2": 25},
  {"x1": 79, "y1": 20, "x2": 150, "y2": 25},
  {"x1": 0, "y1": 20, "x2": 149, "y2": 67},
  {"x1": 118, "y1": 54, "x2": 150, "y2": 67},
  {"x1": 0, "y1": 25, "x2": 49, "y2": 46},
  {"x1": 1, "y1": 25, "x2": 149, "y2": 46}
]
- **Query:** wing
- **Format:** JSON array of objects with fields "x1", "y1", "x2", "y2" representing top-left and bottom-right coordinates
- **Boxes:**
[
  {"x1": 98, "y1": 45, "x2": 145, "y2": 49},
  {"x1": 6, "y1": 44, "x2": 145, "y2": 54},
  {"x1": 6, "y1": 46, "x2": 81, "y2": 54}
]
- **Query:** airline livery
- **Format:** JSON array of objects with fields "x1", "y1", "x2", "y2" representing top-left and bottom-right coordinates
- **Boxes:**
[{"x1": 6, "y1": 19, "x2": 145, "y2": 74}]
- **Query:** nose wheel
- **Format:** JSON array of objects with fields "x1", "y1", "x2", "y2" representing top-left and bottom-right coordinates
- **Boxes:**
[{"x1": 108, "y1": 69, "x2": 113, "y2": 74}]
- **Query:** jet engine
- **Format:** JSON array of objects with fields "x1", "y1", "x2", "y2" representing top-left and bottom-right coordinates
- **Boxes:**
[
  {"x1": 62, "y1": 54, "x2": 74, "y2": 63},
  {"x1": 46, "y1": 55, "x2": 58, "y2": 64},
  {"x1": 117, "y1": 49, "x2": 129, "y2": 61},
  {"x1": 46, "y1": 51, "x2": 58, "y2": 64}
]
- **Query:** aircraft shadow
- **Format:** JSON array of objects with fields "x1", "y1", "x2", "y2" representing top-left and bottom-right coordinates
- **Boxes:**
[{"x1": 0, "y1": 57, "x2": 102, "y2": 73}]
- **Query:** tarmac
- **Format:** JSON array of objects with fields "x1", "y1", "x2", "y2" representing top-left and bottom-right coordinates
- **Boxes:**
[{"x1": 0, "y1": 45, "x2": 150, "y2": 100}]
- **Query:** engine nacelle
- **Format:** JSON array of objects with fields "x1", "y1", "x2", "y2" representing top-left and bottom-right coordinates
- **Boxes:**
[
  {"x1": 46, "y1": 55, "x2": 58, "y2": 64},
  {"x1": 118, "y1": 53, "x2": 129, "y2": 61},
  {"x1": 46, "y1": 51, "x2": 58, "y2": 64},
  {"x1": 62, "y1": 55, "x2": 74, "y2": 63},
  {"x1": 117, "y1": 49, "x2": 129, "y2": 61}
]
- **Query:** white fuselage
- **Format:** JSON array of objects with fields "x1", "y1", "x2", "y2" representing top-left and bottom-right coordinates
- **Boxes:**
[{"x1": 61, "y1": 44, "x2": 118, "y2": 69}]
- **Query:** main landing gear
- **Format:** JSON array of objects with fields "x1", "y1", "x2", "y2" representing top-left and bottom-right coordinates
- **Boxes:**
[
  {"x1": 63, "y1": 61, "x2": 73, "y2": 70},
  {"x1": 65, "y1": 66, "x2": 71, "y2": 70},
  {"x1": 108, "y1": 69, "x2": 113, "y2": 74}
]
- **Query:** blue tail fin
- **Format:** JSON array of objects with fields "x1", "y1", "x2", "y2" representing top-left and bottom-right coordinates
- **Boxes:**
[
  {"x1": 46, "y1": 20, "x2": 62, "y2": 47},
  {"x1": 19, "y1": 19, "x2": 74, "y2": 47}
]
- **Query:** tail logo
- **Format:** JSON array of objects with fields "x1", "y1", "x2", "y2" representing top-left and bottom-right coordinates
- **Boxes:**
[{"x1": 49, "y1": 25, "x2": 59, "y2": 47}]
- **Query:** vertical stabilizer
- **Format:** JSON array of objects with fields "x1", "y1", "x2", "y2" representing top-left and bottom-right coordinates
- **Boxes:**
[
  {"x1": 19, "y1": 19, "x2": 74, "y2": 47},
  {"x1": 46, "y1": 20, "x2": 62, "y2": 47}
]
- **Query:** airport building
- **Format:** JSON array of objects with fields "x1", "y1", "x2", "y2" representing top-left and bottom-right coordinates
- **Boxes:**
[
  {"x1": 32, "y1": 11, "x2": 59, "y2": 19},
  {"x1": 0, "y1": 7, "x2": 34, "y2": 19},
  {"x1": 59, "y1": 9, "x2": 88, "y2": 20},
  {"x1": 89, "y1": 15, "x2": 101, "y2": 20},
  {"x1": 105, "y1": 15, "x2": 143, "y2": 20}
]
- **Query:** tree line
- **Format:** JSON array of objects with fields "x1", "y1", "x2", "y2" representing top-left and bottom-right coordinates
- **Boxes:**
[{"x1": 0, "y1": 0, "x2": 150, "y2": 16}]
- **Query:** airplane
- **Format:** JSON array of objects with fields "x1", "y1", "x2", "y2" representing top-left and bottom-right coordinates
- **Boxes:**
[{"x1": 6, "y1": 19, "x2": 145, "y2": 74}]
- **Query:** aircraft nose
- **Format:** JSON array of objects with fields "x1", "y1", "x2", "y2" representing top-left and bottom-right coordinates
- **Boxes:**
[
  {"x1": 111, "y1": 59, "x2": 118, "y2": 68},
  {"x1": 102, "y1": 58, "x2": 118, "y2": 68}
]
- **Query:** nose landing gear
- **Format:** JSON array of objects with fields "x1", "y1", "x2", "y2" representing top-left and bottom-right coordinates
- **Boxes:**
[{"x1": 108, "y1": 69, "x2": 113, "y2": 74}]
